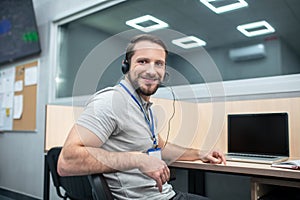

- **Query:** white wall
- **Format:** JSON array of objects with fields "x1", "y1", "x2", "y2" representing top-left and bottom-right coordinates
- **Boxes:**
[{"x1": 0, "y1": 0, "x2": 106, "y2": 199}]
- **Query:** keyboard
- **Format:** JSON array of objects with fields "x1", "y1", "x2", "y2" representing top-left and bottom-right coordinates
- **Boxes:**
[
  {"x1": 227, "y1": 153, "x2": 277, "y2": 159},
  {"x1": 226, "y1": 153, "x2": 288, "y2": 164}
]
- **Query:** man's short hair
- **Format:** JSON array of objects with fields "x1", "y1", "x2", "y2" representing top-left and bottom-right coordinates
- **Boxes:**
[{"x1": 125, "y1": 34, "x2": 168, "y2": 65}]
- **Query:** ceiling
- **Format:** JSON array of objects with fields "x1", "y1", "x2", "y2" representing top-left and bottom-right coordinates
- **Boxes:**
[{"x1": 78, "y1": 0, "x2": 300, "y2": 56}]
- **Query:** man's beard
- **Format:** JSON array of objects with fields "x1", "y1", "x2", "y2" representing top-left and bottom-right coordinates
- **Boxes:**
[{"x1": 128, "y1": 73, "x2": 160, "y2": 96}]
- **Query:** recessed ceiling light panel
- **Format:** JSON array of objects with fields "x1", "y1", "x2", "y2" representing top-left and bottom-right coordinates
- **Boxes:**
[
  {"x1": 237, "y1": 20, "x2": 275, "y2": 37},
  {"x1": 125, "y1": 15, "x2": 168, "y2": 32},
  {"x1": 200, "y1": 0, "x2": 248, "y2": 14},
  {"x1": 172, "y1": 36, "x2": 207, "y2": 49}
]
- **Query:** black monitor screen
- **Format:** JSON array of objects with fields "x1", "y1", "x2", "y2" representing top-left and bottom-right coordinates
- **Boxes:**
[
  {"x1": 0, "y1": 0, "x2": 41, "y2": 65},
  {"x1": 228, "y1": 113, "x2": 289, "y2": 156}
]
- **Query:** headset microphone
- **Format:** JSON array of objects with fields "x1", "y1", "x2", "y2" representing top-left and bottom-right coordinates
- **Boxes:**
[{"x1": 161, "y1": 71, "x2": 170, "y2": 85}]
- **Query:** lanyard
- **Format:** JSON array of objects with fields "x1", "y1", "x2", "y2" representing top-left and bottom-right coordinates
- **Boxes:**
[{"x1": 119, "y1": 82, "x2": 157, "y2": 147}]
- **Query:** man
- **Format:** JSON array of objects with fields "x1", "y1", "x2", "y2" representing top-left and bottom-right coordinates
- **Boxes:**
[{"x1": 57, "y1": 34, "x2": 226, "y2": 200}]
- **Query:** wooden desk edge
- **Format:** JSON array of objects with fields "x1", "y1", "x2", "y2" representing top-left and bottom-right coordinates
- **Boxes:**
[{"x1": 170, "y1": 161, "x2": 300, "y2": 180}]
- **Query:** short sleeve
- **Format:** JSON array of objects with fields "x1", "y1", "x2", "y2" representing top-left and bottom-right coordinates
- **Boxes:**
[{"x1": 76, "y1": 90, "x2": 117, "y2": 143}]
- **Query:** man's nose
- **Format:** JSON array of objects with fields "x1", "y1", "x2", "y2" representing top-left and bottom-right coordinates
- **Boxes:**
[{"x1": 146, "y1": 62, "x2": 156, "y2": 75}]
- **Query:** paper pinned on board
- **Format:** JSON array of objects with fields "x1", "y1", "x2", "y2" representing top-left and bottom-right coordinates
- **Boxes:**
[
  {"x1": 24, "y1": 66, "x2": 37, "y2": 86},
  {"x1": 2, "y1": 92, "x2": 13, "y2": 108},
  {"x1": 14, "y1": 80, "x2": 23, "y2": 92},
  {"x1": 13, "y1": 95, "x2": 23, "y2": 119}
]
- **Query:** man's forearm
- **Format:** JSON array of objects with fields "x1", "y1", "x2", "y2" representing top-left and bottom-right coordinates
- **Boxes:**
[
  {"x1": 58, "y1": 144, "x2": 143, "y2": 176},
  {"x1": 57, "y1": 124, "x2": 146, "y2": 176},
  {"x1": 161, "y1": 141, "x2": 226, "y2": 165},
  {"x1": 161, "y1": 143, "x2": 204, "y2": 163}
]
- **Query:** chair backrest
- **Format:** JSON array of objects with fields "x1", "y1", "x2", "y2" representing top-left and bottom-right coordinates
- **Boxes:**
[
  {"x1": 88, "y1": 173, "x2": 114, "y2": 200},
  {"x1": 46, "y1": 147, "x2": 94, "y2": 200}
]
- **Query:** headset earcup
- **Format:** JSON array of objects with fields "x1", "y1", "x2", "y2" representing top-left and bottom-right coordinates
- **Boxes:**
[{"x1": 121, "y1": 61, "x2": 129, "y2": 74}]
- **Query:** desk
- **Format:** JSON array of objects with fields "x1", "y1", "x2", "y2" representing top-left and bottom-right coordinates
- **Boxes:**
[
  {"x1": 171, "y1": 161, "x2": 300, "y2": 199},
  {"x1": 172, "y1": 160, "x2": 300, "y2": 180},
  {"x1": 44, "y1": 97, "x2": 300, "y2": 199}
]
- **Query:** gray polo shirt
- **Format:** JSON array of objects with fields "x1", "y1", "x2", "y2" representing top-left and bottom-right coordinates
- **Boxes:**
[{"x1": 77, "y1": 79, "x2": 175, "y2": 200}]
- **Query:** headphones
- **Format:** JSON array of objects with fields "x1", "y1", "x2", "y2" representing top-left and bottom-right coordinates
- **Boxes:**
[{"x1": 121, "y1": 58, "x2": 130, "y2": 74}]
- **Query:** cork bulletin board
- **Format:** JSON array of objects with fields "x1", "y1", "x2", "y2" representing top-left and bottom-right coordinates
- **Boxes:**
[
  {"x1": 13, "y1": 60, "x2": 37, "y2": 131},
  {"x1": 0, "y1": 60, "x2": 38, "y2": 132}
]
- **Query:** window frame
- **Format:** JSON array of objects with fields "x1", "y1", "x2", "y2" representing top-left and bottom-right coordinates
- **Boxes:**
[
  {"x1": 48, "y1": 0, "x2": 300, "y2": 105},
  {"x1": 48, "y1": 0, "x2": 126, "y2": 105}
]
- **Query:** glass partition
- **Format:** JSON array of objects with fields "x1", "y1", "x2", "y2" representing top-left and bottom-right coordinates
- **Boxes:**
[{"x1": 55, "y1": 0, "x2": 300, "y2": 98}]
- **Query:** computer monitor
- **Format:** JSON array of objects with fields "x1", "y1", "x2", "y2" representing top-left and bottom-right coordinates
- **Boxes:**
[{"x1": 228, "y1": 113, "x2": 289, "y2": 157}]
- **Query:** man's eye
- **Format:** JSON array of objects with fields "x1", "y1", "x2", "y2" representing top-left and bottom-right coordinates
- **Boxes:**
[
  {"x1": 138, "y1": 60, "x2": 147, "y2": 64},
  {"x1": 156, "y1": 62, "x2": 165, "y2": 67}
]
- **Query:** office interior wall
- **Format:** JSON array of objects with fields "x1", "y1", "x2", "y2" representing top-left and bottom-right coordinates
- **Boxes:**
[
  {"x1": 167, "y1": 38, "x2": 300, "y2": 86},
  {"x1": 57, "y1": 23, "x2": 112, "y2": 98},
  {"x1": 0, "y1": 0, "x2": 299, "y2": 199},
  {"x1": 0, "y1": 0, "x2": 106, "y2": 199},
  {"x1": 56, "y1": 22, "x2": 126, "y2": 98},
  {"x1": 281, "y1": 38, "x2": 300, "y2": 75},
  {"x1": 210, "y1": 39, "x2": 282, "y2": 80}
]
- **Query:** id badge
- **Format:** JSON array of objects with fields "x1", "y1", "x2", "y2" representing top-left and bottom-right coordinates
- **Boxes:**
[{"x1": 147, "y1": 148, "x2": 162, "y2": 160}]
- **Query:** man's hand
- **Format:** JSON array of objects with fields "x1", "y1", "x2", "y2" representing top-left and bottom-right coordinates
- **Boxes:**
[
  {"x1": 137, "y1": 154, "x2": 170, "y2": 192},
  {"x1": 201, "y1": 150, "x2": 226, "y2": 165}
]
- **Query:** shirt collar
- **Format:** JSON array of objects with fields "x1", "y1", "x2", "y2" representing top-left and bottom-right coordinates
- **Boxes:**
[{"x1": 120, "y1": 79, "x2": 153, "y2": 110}]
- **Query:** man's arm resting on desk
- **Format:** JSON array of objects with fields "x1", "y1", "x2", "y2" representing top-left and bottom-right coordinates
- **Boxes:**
[
  {"x1": 57, "y1": 124, "x2": 170, "y2": 192},
  {"x1": 158, "y1": 135, "x2": 226, "y2": 165}
]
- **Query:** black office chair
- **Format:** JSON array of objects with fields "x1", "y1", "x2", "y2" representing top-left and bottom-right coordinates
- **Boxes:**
[
  {"x1": 88, "y1": 173, "x2": 114, "y2": 200},
  {"x1": 46, "y1": 147, "x2": 94, "y2": 200}
]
